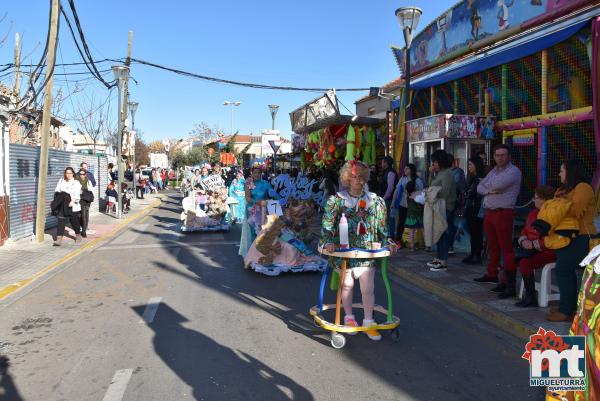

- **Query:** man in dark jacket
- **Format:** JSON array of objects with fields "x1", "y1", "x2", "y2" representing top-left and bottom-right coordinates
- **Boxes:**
[{"x1": 80, "y1": 162, "x2": 96, "y2": 187}]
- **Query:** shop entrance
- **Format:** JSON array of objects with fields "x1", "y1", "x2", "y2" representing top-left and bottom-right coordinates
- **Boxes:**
[
  {"x1": 411, "y1": 139, "x2": 443, "y2": 182},
  {"x1": 447, "y1": 139, "x2": 490, "y2": 172}
]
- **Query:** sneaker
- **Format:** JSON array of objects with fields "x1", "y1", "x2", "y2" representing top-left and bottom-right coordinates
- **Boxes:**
[
  {"x1": 362, "y1": 319, "x2": 381, "y2": 341},
  {"x1": 344, "y1": 315, "x2": 359, "y2": 336},
  {"x1": 448, "y1": 247, "x2": 455, "y2": 255},
  {"x1": 429, "y1": 262, "x2": 447, "y2": 272},
  {"x1": 426, "y1": 259, "x2": 441, "y2": 268}
]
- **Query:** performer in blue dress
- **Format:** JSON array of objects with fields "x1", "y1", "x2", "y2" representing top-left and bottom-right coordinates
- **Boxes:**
[
  {"x1": 228, "y1": 170, "x2": 246, "y2": 223},
  {"x1": 239, "y1": 167, "x2": 275, "y2": 257}
]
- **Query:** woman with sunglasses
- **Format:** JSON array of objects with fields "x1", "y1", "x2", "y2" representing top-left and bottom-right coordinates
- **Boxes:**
[
  {"x1": 76, "y1": 168, "x2": 92, "y2": 237},
  {"x1": 53, "y1": 167, "x2": 82, "y2": 246}
]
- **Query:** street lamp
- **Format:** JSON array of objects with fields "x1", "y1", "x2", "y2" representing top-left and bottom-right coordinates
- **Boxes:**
[
  {"x1": 127, "y1": 100, "x2": 139, "y2": 197},
  {"x1": 112, "y1": 64, "x2": 129, "y2": 219},
  {"x1": 268, "y1": 104, "x2": 279, "y2": 131},
  {"x1": 395, "y1": 6, "x2": 422, "y2": 114},
  {"x1": 223, "y1": 101, "x2": 241, "y2": 136}
]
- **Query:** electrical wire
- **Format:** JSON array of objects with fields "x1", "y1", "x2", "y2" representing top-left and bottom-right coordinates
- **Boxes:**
[
  {"x1": 130, "y1": 58, "x2": 371, "y2": 92},
  {"x1": 60, "y1": 1, "x2": 115, "y2": 88}
]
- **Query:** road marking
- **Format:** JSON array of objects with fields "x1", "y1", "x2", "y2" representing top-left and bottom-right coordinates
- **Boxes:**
[
  {"x1": 0, "y1": 197, "x2": 162, "y2": 301},
  {"x1": 139, "y1": 297, "x2": 162, "y2": 323},
  {"x1": 102, "y1": 369, "x2": 133, "y2": 401}
]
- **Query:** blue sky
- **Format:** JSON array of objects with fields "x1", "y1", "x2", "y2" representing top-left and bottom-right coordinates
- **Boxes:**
[{"x1": 0, "y1": 0, "x2": 456, "y2": 142}]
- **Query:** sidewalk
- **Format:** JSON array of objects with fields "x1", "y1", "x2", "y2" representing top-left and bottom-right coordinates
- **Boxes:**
[
  {"x1": 0, "y1": 193, "x2": 166, "y2": 301},
  {"x1": 388, "y1": 248, "x2": 574, "y2": 341}
]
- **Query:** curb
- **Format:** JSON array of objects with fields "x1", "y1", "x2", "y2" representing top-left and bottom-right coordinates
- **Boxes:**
[
  {"x1": 388, "y1": 263, "x2": 536, "y2": 341},
  {"x1": 0, "y1": 195, "x2": 164, "y2": 301}
]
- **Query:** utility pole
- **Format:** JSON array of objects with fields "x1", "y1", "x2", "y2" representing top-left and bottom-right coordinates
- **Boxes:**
[
  {"x1": 14, "y1": 33, "x2": 21, "y2": 98},
  {"x1": 35, "y1": 0, "x2": 59, "y2": 243},
  {"x1": 116, "y1": 31, "x2": 132, "y2": 219}
]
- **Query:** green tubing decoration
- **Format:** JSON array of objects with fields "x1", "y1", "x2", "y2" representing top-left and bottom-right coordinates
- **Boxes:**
[
  {"x1": 502, "y1": 64, "x2": 508, "y2": 120},
  {"x1": 381, "y1": 257, "x2": 393, "y2": 322}
]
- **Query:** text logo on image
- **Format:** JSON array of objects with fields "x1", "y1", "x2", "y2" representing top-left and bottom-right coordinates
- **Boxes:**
[{"x1": 522, "y1": 327, "x2": 586, "y2": 392}]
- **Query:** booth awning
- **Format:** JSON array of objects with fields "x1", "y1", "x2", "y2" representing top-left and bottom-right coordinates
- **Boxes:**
[{"x1": 411, "y1": 17, "x2": 591, "y2": 90}]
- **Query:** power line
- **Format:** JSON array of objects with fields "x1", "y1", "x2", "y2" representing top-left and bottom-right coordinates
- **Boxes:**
[
  {"x1": 60, "y1": 0, "x2": 116, "y2": 88},
  {"x1": 130, "y1": 58, "x2": 371, "y2": 92}
]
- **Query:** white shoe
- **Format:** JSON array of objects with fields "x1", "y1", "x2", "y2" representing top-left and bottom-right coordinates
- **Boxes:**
[{"x1": 426, "y1": 259, "x2": 441, "y2": 268}]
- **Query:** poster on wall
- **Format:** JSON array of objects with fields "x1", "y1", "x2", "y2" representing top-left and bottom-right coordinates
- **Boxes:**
[
  {"x1": 407, "y1": 0, "x2": 552, "y2": 74},
  {"x1": 447, "y1": 115, "x2": 495, "y2": 139}
]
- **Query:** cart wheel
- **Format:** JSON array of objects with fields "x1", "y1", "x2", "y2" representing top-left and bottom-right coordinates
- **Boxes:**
[
  {"x1": 331, "y1": 333, "x2": 346, "y2": 349},
  {"x1": 391, "y1": 328, "x2": 400, "y2": 342}
]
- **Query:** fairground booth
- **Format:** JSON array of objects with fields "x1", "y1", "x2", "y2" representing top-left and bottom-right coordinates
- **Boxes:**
[
  {"x1": 391, "y1": 0, "x2": 600, "y2": 204},
  {"x1": 290, "y1": 91, "x2": 387, "y2": 169}
]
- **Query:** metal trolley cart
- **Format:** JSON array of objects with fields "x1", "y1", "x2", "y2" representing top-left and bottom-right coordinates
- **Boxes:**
[{"x1": 310, "y1": 247, "x2": 400, "y2": 349}]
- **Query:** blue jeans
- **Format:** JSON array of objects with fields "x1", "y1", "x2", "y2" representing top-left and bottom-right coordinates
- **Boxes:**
[
  {"x1": 447, "y1": 206, "x2": 457, "y2": 249},
  {"x1": 436, "y1": 210, "x2": 454, "y2": 261},
  {"x1": 385, "y1": 199, "x2": 395, "y2": 239}
]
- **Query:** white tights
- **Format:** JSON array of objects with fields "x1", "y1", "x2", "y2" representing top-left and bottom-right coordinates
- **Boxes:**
[{"x1": 341, "y1": 268, "x2": 375, "y2": 321}]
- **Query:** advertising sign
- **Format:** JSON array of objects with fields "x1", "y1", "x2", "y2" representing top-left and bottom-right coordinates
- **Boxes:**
[
  {"x1": 407, "y1": 114, "x2": 495, "y2": 142},
  {"x1": 149, "y1": 153, "x2": 169, "y2": 169},
  {"x1": 262, "y1": 131, "x2": 281, "y2": 156}
]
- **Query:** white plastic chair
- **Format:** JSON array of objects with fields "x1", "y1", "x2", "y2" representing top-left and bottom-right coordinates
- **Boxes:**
[
  {"x1": 518, "y1": 263, "x2": 560, "y2": 307},
  {"x1": 106, "y1": 196, "x2": 118, "y2": 215}
]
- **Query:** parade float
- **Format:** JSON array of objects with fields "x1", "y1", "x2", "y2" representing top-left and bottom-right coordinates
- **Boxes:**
[{"x1": 390, "y1": 0, "x2": 600, "y2": 203}]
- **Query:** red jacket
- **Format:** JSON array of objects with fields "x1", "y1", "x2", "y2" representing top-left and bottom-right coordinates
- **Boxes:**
[{"x1": 519, "y1": 208, "x2": 553, "y2": 255}]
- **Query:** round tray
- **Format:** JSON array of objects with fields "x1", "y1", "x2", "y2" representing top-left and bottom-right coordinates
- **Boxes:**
[{"x1": 318, "y1": 247, "x2": 390, "y2": 259}]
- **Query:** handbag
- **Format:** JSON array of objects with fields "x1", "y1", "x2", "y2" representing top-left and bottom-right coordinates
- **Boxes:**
[{"x1": 81, "y1": 189, "x2": 94, "y2": 204}]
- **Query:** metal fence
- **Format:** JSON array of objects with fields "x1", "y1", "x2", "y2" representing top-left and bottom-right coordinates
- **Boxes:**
[{"x1": 9, "y1": 144, "x2": 109, "y2": 241}]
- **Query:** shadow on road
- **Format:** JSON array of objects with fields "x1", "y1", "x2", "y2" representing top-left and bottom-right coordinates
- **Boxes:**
[
  {"x1": 0, "y1": 355, "x2": 24, "y2": 401},
  {"x1": 132, "y1": 303, "x2": 314, "y2": 401}
]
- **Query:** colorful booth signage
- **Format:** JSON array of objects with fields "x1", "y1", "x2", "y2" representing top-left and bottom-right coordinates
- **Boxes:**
[
  {"x1": 407, "y1": 0, "x2": 554, "y2": 74},
  {"x1": 406, "y1": 115, "x2": 446, "y2": 142},
  {"x1": 407, "y1": 114, "x2": 495, "y2": 142}
]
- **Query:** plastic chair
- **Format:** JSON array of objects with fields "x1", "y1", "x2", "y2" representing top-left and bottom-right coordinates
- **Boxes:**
[
  {"x1": 106, "y1": 196, "x2": 118, "y2": 215},
  {"x1": 518, "y1": 263, "x2": 560, "y2": 307}
]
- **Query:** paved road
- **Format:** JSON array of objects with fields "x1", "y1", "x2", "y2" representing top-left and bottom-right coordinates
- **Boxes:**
[{"x1": 0, "y1": 193, "x2": 545, "y2": 401}]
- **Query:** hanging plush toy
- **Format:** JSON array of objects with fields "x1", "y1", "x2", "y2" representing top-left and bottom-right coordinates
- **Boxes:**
[
  {"x1": 362, "y1": 127, "x2": 376, "y2": 166},
  {"x1": 345, "y1": 125, "x2": 356, "y2": 161},
  {"x1": 354, "y1": 126, "x2": 362, "y2": 159}
]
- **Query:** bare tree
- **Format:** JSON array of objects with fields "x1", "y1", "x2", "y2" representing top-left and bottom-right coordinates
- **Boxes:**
[{"x1": 76, "y1": 92, "x2": 112, "y2": 154}]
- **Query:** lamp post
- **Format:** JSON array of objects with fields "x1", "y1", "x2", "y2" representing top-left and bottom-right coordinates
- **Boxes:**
[
  {"x1": 112, "y1": 64, "x2": 129, "y2": 219},
  {"x1": 268, "y1": 104, "x2": 279, "y2": 131},
  {"x1": 395, "y1": 6, "x2": 422, "y2": 120},
  {"x1": 223, "y1": 101, "x2": 241, "y2": 136},
  {"x1": 128, "y1": 100, "x2": 139, "y2": 198}
]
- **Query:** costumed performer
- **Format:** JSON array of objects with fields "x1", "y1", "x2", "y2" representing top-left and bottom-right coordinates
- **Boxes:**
[
  {"x1": 228, "y1": 170, "x2": 246, "y2": 222},
  {"x1": 320, "y1": 160, "x2": 397, "y2": 341},
  {"x1": 238, "y1": 166, "x2": 276, "y2": 257}
]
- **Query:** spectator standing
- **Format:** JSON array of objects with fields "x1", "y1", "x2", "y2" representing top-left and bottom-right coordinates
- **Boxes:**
[
  {"x1": 76, "y1": 169, "x2": 93, "y2": 238},
  {"x1": 107, "y1": 163, "x2": 117, "y2": 181},
  {"x1": 447, "y1": 154, "x2": 466, "y2": 255},
  {"x1": 134, "y1": 168, "x2": 144, "y2": 199},
  {"x1": 547, "y1": 160, "x2": 596, "y2": 322},
  {"x1": 515, "y1": 186, "x2": 556, "y2": 307},
  {"x1": 475, "y1": 145, "x2": 522, "y2": 299},
  {"x1": 52, "y1": 167, "x2": 82, "y2": 246},
  {"x1": 426, "y1": 150, "x2": 457, "y2": 271},
  {"x1": 463, "y1": 157, "x2": 485, "y2": 265},
  {"x1": 379, "y1": 157, "x2": 398, "y2": 239},
  {"x1": 391, "y1": 164, "x2": 423, "y2": 242}
]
